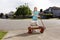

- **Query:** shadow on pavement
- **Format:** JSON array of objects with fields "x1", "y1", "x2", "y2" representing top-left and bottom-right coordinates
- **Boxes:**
[{"x1": 4, "y1": 32, "x2": 41, "y2": 39}]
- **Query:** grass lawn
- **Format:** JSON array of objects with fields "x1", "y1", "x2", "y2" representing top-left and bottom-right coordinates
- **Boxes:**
[{"x1": 0, "y1": 31, "x2": 7, "y2": 40}]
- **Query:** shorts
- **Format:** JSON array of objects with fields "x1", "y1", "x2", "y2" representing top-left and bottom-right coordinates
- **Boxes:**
[{"x1": 30, "y1": 20, "x2": 39, "y2": 26}]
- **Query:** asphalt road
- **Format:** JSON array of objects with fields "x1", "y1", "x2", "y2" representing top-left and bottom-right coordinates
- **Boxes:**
[{"x1": 0, "y1": 19, "x2": 60, "y2": 31}]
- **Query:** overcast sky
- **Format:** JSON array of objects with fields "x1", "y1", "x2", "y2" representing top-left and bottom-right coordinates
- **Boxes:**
[{"x1": 0, "y1": 0, "x2": 60, "y2": 13}]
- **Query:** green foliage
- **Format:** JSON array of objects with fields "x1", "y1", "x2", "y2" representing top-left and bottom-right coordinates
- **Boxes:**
[
  {"x1": 0, "y1": 31, "x2": 7, "y2": 40},
  {"x1": 41, "y1": 13, "x2": 53, "y2": 19},
  {"x1": 14, "y1": 5, "x2": 32, "y2": 17},
  {"x1": 42, "y1": 13, "x2": 53, "y2": 16}
]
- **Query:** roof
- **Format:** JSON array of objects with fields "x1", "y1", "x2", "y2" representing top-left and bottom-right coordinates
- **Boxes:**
[{"x1": 49, "y1": 6, "x2": 60, "y2": 10}]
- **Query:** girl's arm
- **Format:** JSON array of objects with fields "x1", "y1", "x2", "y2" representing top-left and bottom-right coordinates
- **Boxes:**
[{"x1": 32, "y1": 11, "x2": 34, "y2": 16}]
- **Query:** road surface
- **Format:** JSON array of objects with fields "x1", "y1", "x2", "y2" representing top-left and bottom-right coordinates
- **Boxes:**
[{"x1": 0, "y1": 19, "x2": 60, "y2": 40}]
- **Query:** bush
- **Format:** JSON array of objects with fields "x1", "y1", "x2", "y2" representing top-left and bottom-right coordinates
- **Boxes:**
[{"x1": 40, "y1": 13, "x2": 53, "y2": 19}]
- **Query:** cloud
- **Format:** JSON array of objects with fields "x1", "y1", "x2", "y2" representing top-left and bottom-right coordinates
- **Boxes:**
[
  {"x1": 49, "y1": 0, "x2": 60, "y2": 6},
  {"x1": 0, "y1": 0, "x2": 60, "y2": 13}
]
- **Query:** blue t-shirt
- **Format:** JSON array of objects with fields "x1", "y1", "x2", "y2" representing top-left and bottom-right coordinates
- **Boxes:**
[{"x1": 32, "y1": 11, "x2": 39, "y2": 21}]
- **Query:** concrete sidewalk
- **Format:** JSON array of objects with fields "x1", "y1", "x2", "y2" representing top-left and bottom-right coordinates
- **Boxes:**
[{"x1": 2, "y1": 27, "x2": 60, "y2": 40}]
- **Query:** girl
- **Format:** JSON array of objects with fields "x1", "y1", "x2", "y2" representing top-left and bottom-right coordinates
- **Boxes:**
[{"x1": 30, "y1": 7, "x2": 39, "y2": 26}]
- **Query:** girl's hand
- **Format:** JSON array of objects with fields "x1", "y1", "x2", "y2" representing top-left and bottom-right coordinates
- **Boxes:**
[{"x1": 38, "y1": 16, "x2": 40, "y2": 18}]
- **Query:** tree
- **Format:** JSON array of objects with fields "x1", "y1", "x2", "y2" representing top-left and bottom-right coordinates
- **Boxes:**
[
  {"x1": 5, "y1": 14, "x2": 9, "y2": 19},
  {"x1": 14, "y1": 5, "x2": 32, "y2": 18},
  {"x1": 0, "y1": 13, "x2": 4, "y2": 18},
  {"x1": 40, "y1": 9, "x2": 43, "y2": 12}
]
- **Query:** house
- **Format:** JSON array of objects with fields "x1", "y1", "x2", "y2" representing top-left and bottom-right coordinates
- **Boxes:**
[
  {"x1": 8, "y1": 11, "x2": 14, "y2": 18},
  {"x1": 44, "y1": 6, "x2": 60, "y2": 18}
]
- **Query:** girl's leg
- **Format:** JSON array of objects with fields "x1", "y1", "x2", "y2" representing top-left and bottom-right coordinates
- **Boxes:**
[{"x1": 35, "y1": 20, "x2": 39, "y2": 26}]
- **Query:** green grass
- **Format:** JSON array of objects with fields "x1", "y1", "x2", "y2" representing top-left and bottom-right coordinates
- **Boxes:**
[{"x1": 0, "y1": 31, "x2": 7, "y2": 40}]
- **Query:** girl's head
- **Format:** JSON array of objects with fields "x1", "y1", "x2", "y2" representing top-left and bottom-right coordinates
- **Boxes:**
[{"x1": 34, "y1": 7, "x2": 37, "y2": 11}]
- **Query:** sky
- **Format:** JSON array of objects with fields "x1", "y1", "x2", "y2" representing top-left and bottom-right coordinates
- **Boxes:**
[{"x1": 0, "y1": 0, "x2": 60, "y2": 14}]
